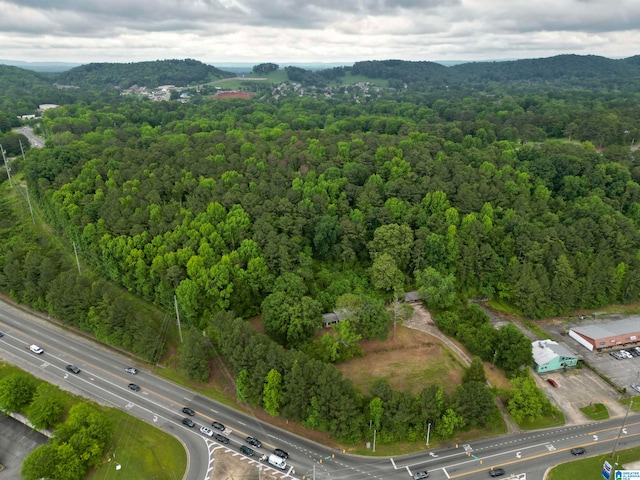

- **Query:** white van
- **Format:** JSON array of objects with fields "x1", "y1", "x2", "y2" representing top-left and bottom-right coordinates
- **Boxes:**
[{"x1": 268, "y1": 454, "x2": 287, "y2": 470}]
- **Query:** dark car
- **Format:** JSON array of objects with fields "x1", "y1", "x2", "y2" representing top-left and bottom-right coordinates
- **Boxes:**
[
  {"x1": 66, "y1": 364, "x2": 81, "y2": 374},
  {"x1": 128, "y1": 383, "x2": 140, "y2": 392},
  {"x1": 240, "y1": 445, "x2": 254, "y2": 456},
  {"x1": 0, "y1": 331, "x2": 4, "y2": 337},
  {"x1": 182, "y1": 407, "x2": 195, "y2": 416},
  {"x1": 413, "y1": 471, "x2": 429, "y2": 479},
  {"x1": 182, "y1": 417, "x2": 195, "y2": 427},
  {"x1": 489, "y1": 468, "x2": 505, "y2": 477},
  {"x1": 215, "y1": 433, "x2": 230, "y2": 444},
  {"x1": 273, "y1": 448, "x2": 289, "y2": 459},
  {"x1": 571, "y1": 447, "x2": 586, "y2": 455},
  {"x1": 212, "y1": 421, "x2": 225, "y2": 431},
  {"x1": 246, "y1": 436, "x2": 262, "y2": 448},
  {"x1": 125, "y1": 367, "x2": 138, "y2": 374},
  {"x1": 547, "y1": 378, "x2": 558, "y2": 388}
]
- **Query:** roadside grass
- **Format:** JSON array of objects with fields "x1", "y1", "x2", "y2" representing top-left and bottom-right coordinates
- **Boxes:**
[
  {"x1": 547, "y1": 447, "x2": 640, "y2": 480},
  {"x1": 0, "y1": 362, "x2": 186, "y2": 479},
  {"x1": 88, "y1": 409, "x2": 186, "y2": 480},
  {"x1": 519, "y1": 410, "x2": 565, "y2": 430},
  {"x1": 523, "y1": 320, "x2": 548, "y2": 339},
  {"x1": 622, "y1": 397, "x2": 640, "y2": 413},
  {"x1": 579, "y1": 403, "x2": 609, "y2": 420},
  {"x1": 486, "y1": 298, "x2": 521, "y2": 316}
]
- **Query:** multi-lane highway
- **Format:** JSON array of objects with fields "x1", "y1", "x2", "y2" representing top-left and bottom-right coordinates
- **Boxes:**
[{"x1": 1, "y1": 297, "x2": 639, "y2": 480}]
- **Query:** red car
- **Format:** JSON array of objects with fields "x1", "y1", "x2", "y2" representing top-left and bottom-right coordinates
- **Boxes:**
[{"x1": 547, "y1": 378, "x2": 558, "y2": 388}]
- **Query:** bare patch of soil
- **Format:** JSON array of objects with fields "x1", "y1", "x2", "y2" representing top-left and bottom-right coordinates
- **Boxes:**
[
  {"x1": 212, "y1": 91, "x2": 255, "y2": 99},
  {"x1": 336, "y1": 326, "x2": 465, "y2": 395}
]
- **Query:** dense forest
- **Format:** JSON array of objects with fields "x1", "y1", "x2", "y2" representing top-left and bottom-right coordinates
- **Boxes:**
[{"x1": 1, "y1": 55, "x2": 640, "y2": 444}]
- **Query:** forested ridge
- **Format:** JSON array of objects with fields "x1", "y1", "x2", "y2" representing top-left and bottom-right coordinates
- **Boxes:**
[
  {"x1": 1, "y1": 57, "x2": 640, "y2": 445},
  {"x1": 54, "y1": 58, "x2": 235, "y2": 89}
]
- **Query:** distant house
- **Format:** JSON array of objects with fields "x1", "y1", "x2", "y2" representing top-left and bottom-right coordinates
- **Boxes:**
[
  {"x1": 322, "y1": 309, "x2": 351, "y2": 328},
  {"x1": 404, "y1": 291, "x2": 421, "y2": 304},
  {"x1": 532, "y1": 339, "x2": 579, "y2": 373},
  {"x1": 38, "y1": 104, "x2": 59, "y2": 111}
]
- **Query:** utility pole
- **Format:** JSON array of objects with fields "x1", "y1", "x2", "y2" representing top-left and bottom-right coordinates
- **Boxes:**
[
  {"x1": 174, "y1": 295, "x2": 183, "y2": 343},
  {"x1": 373, "y1": 429, "x2": 376, "y2": 453},
  {"x1": 21, "y1": 183, "x2": 35, "y2": 225},
  {"x1": 611, "y1": 371, "x2": 639, "y2": 460},
  {"x1": 1, "y1": 144, "x2": 12, "y2": 187},
  {"x1": 426, "y1": 421, "x2": 431, "y2": 446},
  {"x1": 72, "y1": 241, "x2": 81, "y2": 274},
  {"x1": 19, "y1": 139, "x2": 26, "y2": 160}
]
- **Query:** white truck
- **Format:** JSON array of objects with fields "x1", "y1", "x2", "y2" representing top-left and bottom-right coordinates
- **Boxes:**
[{"x1": 268, "y1": 454, "x2": 287, "y2": 470}]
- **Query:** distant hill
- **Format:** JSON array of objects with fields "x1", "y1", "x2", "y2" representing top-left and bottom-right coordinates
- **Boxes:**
[
  {"x1": 54, "y1": 58, "x2": 235, "y2": 89},
  {"x1": 0, "y1": 59, "x2": 81, "y2": 72},
  {"x1": 0, "y1": 64, "x2": 52, "y2": 90},
  {"x1": 345, "y1": 54, "x2": 640, "y2": 90}
]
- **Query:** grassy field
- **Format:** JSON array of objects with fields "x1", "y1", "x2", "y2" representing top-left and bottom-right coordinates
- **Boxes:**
[
  {"x1": 88, "y1": 409, "x2": 186, "y2": 480},
  {"x1": 335, "y1": 325, "x2": 467, "y2": 395},
  {"x1": 547, "y1": 447, "x2": 640, "y2": 480}
]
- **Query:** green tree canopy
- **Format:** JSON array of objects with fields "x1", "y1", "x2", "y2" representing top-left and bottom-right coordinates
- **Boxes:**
[{"x1": 0, "y1": 373, "x2": 36, "y2": 413}]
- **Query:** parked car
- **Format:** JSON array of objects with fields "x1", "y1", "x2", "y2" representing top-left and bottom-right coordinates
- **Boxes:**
[
  {"x1": 182, "y1": 407, "x2": 195, "y2": 416},
  {"x1": 182, "y1": 418, "x2": 195, "y2": 427},
  {"x1": 212, "y1": 421, "x2": 225, "y2": 431},
  {"x1": 66, "y1": 364, "x2": 81, "y2": 374},
  {"x1": 128, "y1": 383, "x2": 140, "y2": 392},
  {"x1": 413, "y1": 471, "x2": 429, "y2": 479},
  {"x1": 125, "y1": 367, "x2": 138, "y2": 374},
  {"x1": 246, "y1": 436, "x2": 262, "y2": 448},
  {"x1": 200, "y1": 426, "x2": 213, "y2": 437},
  {"x1": 215, "y1": 433, "x2": 230, "y2": 444},
  {"x1": 29, "y1": 344, "x2": 44, "y2": 354},
  {"x1": 489, "y1": 467, "x2": 506, "y2": 477},
  {"x1": 0, "y1": 331, "x2": 4, "y2": 337},
  {"x1": 273, "y1": 448, "x2": 289, "y2": 459},
  {"x1": 240, "y1": 445, "x2": 254, "y2": 456},
  {"x1": 631, "y1": 384, "x2": 640, "y2": 393},
  {"x1": 547, "y1": 378, "x2": 558, "y2": 388},
  {"x1": 571, "y1": 447, "x2": 586, "y2": 455}
]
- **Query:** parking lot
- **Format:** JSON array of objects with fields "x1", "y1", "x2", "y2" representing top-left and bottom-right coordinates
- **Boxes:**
[
  {"x1": 545, "y1": 314, "x2": 640, "y2": 394},
  {"x1": 537, "y1": 367, "x2": 628, "y2": 424},
  {"x1": 0, "y1": 414, "x2": 47, "y2": 478}
]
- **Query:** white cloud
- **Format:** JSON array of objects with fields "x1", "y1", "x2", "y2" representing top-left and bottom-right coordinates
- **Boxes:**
[{"x1": 0, "y1": 0, "x2": 638, "y2": 63}]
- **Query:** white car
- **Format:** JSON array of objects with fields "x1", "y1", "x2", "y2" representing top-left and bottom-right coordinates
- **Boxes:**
[
  {"x1": 200, "y1": 426, "x2": 213, "y2": 437},
  {"x1": 29, "y1": 344, "x2": 44, "y2": 354},
  {"x1": 631, "y1": 384, "x2": 640, "y2": 393}
]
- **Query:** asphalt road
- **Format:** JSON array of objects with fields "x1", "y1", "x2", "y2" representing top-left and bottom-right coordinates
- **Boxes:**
[
  {"x1": 2, "y1": 297, "x2": 640, "y2": 480},
  {"x1": 14, "y1": 126, "x2": 45, "y2": 148}
]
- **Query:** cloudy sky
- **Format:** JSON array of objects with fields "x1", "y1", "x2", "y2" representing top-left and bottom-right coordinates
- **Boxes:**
[{"x1": 1, "y1": 0, "x2": 638, "y2": 65}]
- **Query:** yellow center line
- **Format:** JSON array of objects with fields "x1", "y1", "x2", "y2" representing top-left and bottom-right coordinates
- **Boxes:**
[{"x1": 448, "y1": 431, "x2": 640, "y2": 478}]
